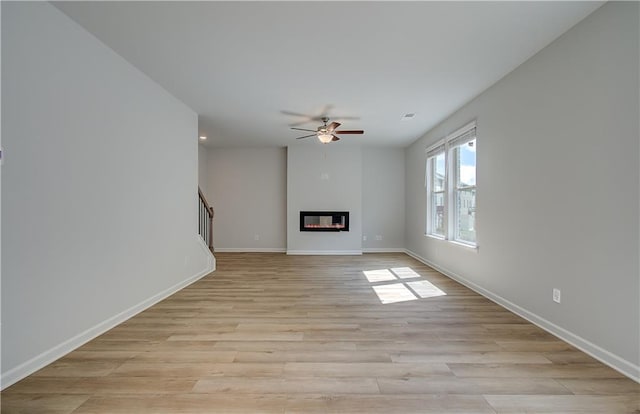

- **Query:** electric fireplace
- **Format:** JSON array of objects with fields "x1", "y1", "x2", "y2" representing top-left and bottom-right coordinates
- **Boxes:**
[{"x1": 300, "y1": 211, "x2": 349, "y2": 232}]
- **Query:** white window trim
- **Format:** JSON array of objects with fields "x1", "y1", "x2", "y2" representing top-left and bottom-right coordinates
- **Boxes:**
[
  {"x1": 425, "y1": 120, "x2": 478, "y2": 249},
  {"x1": 425, "y1": 144, "x2": 446, "y2": 237}
]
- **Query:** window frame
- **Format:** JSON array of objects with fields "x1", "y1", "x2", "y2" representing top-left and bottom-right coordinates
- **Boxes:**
[
  {"x1": 426, "y1": 149, "x2": 446, "y2": 238},
  {"x1": 425, "y1": 120, "x2": 477, "y2": 248},
  {"x1": 451, "y1": 140, "x2": 477, "y2": 246}
]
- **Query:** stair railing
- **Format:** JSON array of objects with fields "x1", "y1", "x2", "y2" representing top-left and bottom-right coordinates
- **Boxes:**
[{"x1": 198, "y1": 188, "x2": 214, "y2": 252}]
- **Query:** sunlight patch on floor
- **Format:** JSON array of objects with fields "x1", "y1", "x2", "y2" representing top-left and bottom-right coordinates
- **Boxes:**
[
  {"x1": 364, "y1": 267, "x2": 447, "y2": 304},
  {"x1": 363, "y1": 269, "x2": 397, "y2": 283},
  {"x1": 407, "y1": 280, "x2": 446, "y2": 299},
  {"x1": 372, "y1": 283, "x2": 418, "y2": 304},
  {"x1": 390, "y1": 267, "x2": 421, "y2": 279}
]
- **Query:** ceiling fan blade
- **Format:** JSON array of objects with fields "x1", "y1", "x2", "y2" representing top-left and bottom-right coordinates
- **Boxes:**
[
  {"x1": 282, "y1": 106, "x2": 334, "y2": 126},
  {"x1": 281, "y1": 110, "x2": 313, "y2": 118},
  {"x1": 296, "y1": 134, "x2": 317, "y2": 140},
  {"x1": 334, "y1": 130, "x2": 364, "y2": 134},
  {"x1": 333, "y1": 116, "x2": 360, "y2": 120},
  {"x1": 291, "y1": 127, "x2": 317, "y2": 132},
  {"x1": 331, "y1": 135, "x2": 341, "y2": 142},
  {"x1": 327, "y1": 121, "x2": 341, "y2": 131},
  {"x1": 288, "y1": 120, "x2": 311, "y2": 127}
]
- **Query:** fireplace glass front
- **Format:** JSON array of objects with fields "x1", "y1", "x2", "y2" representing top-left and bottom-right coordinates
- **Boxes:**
[{"x1": 300, "y1": 211, "x2": 349, "y2": 232}]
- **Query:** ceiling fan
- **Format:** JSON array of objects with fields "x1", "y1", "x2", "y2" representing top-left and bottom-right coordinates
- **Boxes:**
[
  {"x1": 281, "y1": 105, "x2": 360, "y2": 127},
  {"x1": 291, "y1": 117, "x2": 364, "y2": 144}
]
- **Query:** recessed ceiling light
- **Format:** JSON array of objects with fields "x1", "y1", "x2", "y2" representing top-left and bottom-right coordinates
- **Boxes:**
[
  {"x1": 199, "y1": 135, "x2": 207, "y2": 140},
  {"x1": 401, "y1": 113, "x2": 416, "y2": 120}
]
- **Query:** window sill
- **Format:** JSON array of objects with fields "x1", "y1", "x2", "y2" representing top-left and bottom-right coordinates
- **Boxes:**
[
  {"x1": 450, "y1": 240, "x2": 479, "y2": 252},
  {"x1": 424, "y1": 234, "x2": 479, "y2": 252},
  {"x1": 425, "y1": 234, "x2": 445, "y2": 241}
]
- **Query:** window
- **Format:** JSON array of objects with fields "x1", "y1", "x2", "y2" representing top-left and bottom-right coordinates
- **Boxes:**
[
  {"x1": 427, "y1": 149, "x2": 445, "y2": 237},
  {"x1": 426, "y1": 121, "x2": 477, "y2": 247}
]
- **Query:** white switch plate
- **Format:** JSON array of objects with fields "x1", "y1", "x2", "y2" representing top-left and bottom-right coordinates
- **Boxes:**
[{"x1": 553, "y1": 288, "x2": 561, "y2": 303}]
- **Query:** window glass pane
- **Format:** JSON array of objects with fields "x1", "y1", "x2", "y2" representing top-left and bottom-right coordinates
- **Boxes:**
[
  {"x1": 431, "y1": 192, "x2": 445, "y2": 236},
  {"x1": 455, "y1": 139, "x2": 476, "y2": 188},
  {"x1": 432, "y1": 152, "x2": 445, "y2": 191},
  {"x1": 455, "y1": 188, "x2": 476, "y2": 243}
]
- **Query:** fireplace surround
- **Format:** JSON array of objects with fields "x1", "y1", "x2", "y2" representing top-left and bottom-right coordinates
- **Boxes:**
[{"x1": 300, "y1": 211, "x2": 349, "y2": 232}]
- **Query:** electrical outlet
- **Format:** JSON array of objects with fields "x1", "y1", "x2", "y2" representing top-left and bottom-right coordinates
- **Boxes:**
[
  {"x1": 553, "y1": 288, "x2": 561, "y2": 303},
  {"x1": 375, "y1": 235, "x2": 382, "y2": 241},
  {"x1": 254, "y1": 234, "x2": 260, "y2": 241},
  {"x1": 362, "y1": 235, "x2": 367, "y2": 241}
]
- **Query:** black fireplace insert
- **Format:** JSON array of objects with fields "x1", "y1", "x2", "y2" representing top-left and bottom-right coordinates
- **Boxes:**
[{"x1": 300, "y1": 211, "x2": 349, "y2": 232}]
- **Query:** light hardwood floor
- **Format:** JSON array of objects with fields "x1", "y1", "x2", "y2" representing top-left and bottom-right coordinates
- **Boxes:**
[{"x1": 2, "y1": 253, "x2": 638, "y2": 413}]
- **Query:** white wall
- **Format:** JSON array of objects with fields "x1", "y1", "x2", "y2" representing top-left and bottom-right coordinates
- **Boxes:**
[
  {"x1": 198, "y1": 143, "x2": 209, "y2": 200},
  {"x1": 405, "y1": 2, "x2": 639, "y2": 379},
  {"x1": 362, "y1": 147, "x2": 405, "y2": 251},
  {"x1": 1, "y1": 2, "x2": 213, "y2": 388},
  {"x1": 287, "y1": 144, "x2": 362, "y2": 254},
  {"x1": 207, "y1": 147, "x2": 287, "y2": 251}
]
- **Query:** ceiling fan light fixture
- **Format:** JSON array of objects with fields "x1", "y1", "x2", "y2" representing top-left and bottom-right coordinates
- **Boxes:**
[
  {"x1": 291, "y1": 117, "x2": 362, "y2": 143},
  {"x1": 317, "y1": 133, "x2": 333, "y2": 144}
]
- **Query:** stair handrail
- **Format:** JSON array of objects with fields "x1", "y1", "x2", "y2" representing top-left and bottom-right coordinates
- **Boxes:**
[{"x1": 198, "y1": 187, "x2": 214, "y2": 252}]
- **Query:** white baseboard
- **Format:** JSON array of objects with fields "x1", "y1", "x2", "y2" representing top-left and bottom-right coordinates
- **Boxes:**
[
  {"x1": 1, "y1": 239, "x2": 215, "y2": 390},
  {"x1": 215, "y1": 247, "x2": 286, "y2": 253},
  {"x1": 404, "y1": 249, "x2": 640, "y2": 383},
  {"x1": 197, "y1": 235, "x2": 216, "y2": 271},
  {"x1": 286, "y1": 250, "x2": 363, "y2": 255},
  {"x1": 363, "y1": 248, "x2": 406, "y2": 253}
]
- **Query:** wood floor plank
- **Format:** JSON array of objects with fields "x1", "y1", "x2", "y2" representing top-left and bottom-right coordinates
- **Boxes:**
[
  {"x1": 495, "y1": 340, "x2": 576, "y2": 352},
  {"x1": 557, "y1": 378, "x2": 640, "y2": 395},
  {"x1": 5, "y1": 377, "x2": 197, "y2": 395},
  {"x1": 212, "y1": 340, "x2": 357, "y2": 352},
  {"x1": 72, "y1": 394, "x2": 287, "y2": 414},
  {"x1": 355, "y1": 339, "x2": 502, "y2": 353},
  {"x1": 390, "y1": 351, "x2": 553, "y2": 364},
  {"x1": 193, "y1": 377, "x2": 381, "y2": 394},
  {"x1": 484, "y1": 394, "x2": 640, "y2": 413},
  {"x1": 126, "y1": 350, "x2": 237, "y2": 363},
  {"x1": 31, "y1": 360, "x2": 123, "y2": 378},
  {"x1": 168, "y1": 332, "x2": 304, "y2": 341},
  {"x1": 2, "y1": 252, "x2": 637, "y2": 414},
  {"x1": 235, "y1": 350, "x2": 392, "y2": 363},
  {"x1": 0, "y1": 394, "x2": 90, "y2": 414},
  {"x1": 283, "y1": 362, "x2": 453, "y2": 377},
  {"x1": 448, "y1": 362, "x2": 628, "y2": 379},
  {"x1": 376, "y1": 376, "x2": 572, "y2": 395},
  {"x1": 322, "y1": 394, "x2": 497, "y2": 413}
]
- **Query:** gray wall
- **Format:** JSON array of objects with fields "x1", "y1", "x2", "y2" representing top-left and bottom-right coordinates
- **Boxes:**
[
  {"x1": 1, "y1": 2, "x2": 213, "y2": 387},
  {"x1": 205, "y1": 145, "x2": 406, "y2": 253},
  {"x1": 207, "y1": 147, "x2": 287, "y2": 251},
  {"x1": 405, "y1": 2, "x2": 639, "y2": 379},
  {"x1": 362, "y1": 147, "x2": 405, "y2": 251}
]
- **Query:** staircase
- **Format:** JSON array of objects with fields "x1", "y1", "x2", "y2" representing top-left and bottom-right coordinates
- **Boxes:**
[{"x1": 198, "y1": 188, "x2": 214, "y2": 252}]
